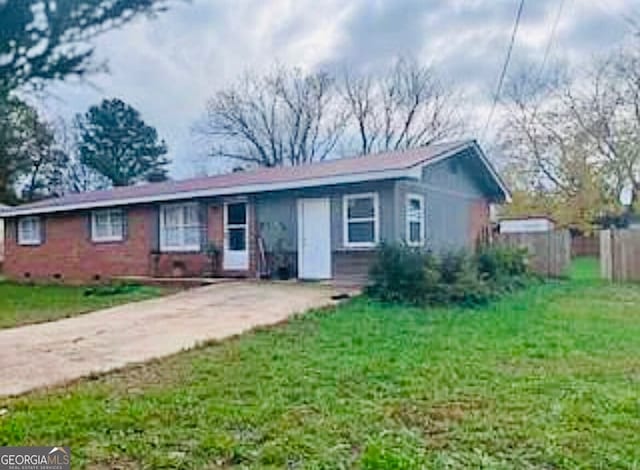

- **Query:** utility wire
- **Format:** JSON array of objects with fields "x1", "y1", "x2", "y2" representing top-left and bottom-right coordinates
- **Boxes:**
[
  {"x1": 530, "y1": 0, "x2": 567, "y2": 122},
  {"x1": 537, "y1": 0, "x2": 566, "y2": 82},
  {"x1": 482, "y1": 0, "x2": 526, "y2": 139}
]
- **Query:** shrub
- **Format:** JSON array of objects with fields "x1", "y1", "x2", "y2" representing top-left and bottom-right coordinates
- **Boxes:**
[
  {"x1": 367, "y1": 242, "x2": 433, "y2": 305},
  {"x1": 367, "y1": 243, "x2": 533, "y2": 308},
  {"x1": 476, "y1": 245, "x2": 531, "y2": 293},
  {"x1": 439, "y1": 250, "x2": 493, "y2": 307}
]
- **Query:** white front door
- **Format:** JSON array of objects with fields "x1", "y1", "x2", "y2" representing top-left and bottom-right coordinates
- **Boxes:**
[
  {"x1": 224, "y1": 201, "x2": 249, "y2": 271},
  {"x1": 298, "y1": 198, "x2": 331, "y2": 279}
]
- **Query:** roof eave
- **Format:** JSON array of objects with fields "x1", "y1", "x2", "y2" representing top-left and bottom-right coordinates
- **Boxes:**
[
  {"x1": 407, "y1": 140, "x2": 511, "y2": 203},
  {"x1": 470, "y1": 140, "x2": 512, "y2": 203},
  {"x1": 0, "y1": 167, "x2": 414, "y2": 217},
  {"x1": 2, "y1": 141, "x2": 511, "y2": 217}
]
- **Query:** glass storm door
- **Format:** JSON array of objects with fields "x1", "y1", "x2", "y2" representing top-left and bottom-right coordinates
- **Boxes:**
[{"x1": 223, "y1": 201, "x2": 249, "y2": 271}]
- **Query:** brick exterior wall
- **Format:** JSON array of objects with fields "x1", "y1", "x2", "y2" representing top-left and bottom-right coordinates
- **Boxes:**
[
  {"x1": 4, "y1": 195, "x2": 492, "y2": 283},
  {"x1": 4, "y1": 207, "x2": 154, "y2": 283},
  {"x1": 469, "y1": 198, "x2": 491, "y2": 248},
  {"x1": 3, "y1": 201, "x2": 258, "y2": 282}
]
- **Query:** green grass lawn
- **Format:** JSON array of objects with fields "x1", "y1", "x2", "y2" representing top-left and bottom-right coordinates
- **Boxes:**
[
  {"x1": 569, "y1": 256, "x2": 600, "y2": 281},
  {"x1": 0, "y1": 282, "x2": 163, "y2": 329},
  {"x1": 1, "y1": 262, "x2": 639, "y2": 468}
]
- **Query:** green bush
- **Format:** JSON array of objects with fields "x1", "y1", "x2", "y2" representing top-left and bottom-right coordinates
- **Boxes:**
[
  {"x1": 367, "y1": 243, "x2": 532, "y2": 308},
  {"x1": 367, "y1": 242, "x2": 432, "y2": 305},
  {"x1": 439, "y1": 250, "x2": 494, "y2": 307},
  {"x1": 475, "y1": 245, "x2": 531, "y2": 293}
]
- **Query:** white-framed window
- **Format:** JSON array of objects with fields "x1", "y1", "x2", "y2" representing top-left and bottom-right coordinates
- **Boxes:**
[
  {"x1": 406, "y1": 194, "x2": 425, "y2": 246},
  {"x1": 343, "y1": 192, "x2": 379, "y2": 248},
  {"x1": 18, "y1": 216, "x2": 42, "y2": 246},
  {"x1": 224, "y1": 201, "x2": 248, "y2": 252},
  {"x1": 159, "y1": 202, "x2": 201, "y2": 252},
  {"x1": 91, "y1": 209, "x2": 125, "y2": 242}
]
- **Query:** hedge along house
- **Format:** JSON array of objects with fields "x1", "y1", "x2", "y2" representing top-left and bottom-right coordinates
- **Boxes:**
[{"x1": 0, "y1": 140, "x2": 509, "y2": 284}]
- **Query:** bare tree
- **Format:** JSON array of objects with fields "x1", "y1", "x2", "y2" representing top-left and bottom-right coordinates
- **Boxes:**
[
  {"x1": 15, "y1": 113, "x2": 109, "y2": 200},
  {"x1": 341, "y1": 58, "x2": 464, "y2": 155},
  {"x1": 22, "y1": 113, "x2": 57, "y2": 201},
  {"x1": 499, "y1": 68, "x2": 578, "y2": 192},
  {"x1": 43, "y1": 119, "x2": 110, "y2": 196},
  {"x1": 342, "y1": 72, "x2": 377, "y2": 155},
  {"x1": 498, "y1": 68, "x2": 612, "y2": 231},
  {"x1": 197, "y1": 67, "x2": 346, "y2": 167},
  {"x1": 562, "y1": 48, "x2": 640, "y2": 206}
]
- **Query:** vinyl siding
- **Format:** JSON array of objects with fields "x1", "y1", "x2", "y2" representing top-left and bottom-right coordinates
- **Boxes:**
[
  {"x1": 396, "y1": 155, "x2": 489, "y2": 253},
  {"x1": 255, "y1": 180, "x2": 396, "y2": 253}
]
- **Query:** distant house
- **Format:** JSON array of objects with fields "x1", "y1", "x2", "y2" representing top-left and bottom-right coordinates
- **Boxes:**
[
  {"x1": 500, "y1": 216, "x2": 555, "y2": 234},
  {"x1": 1, "y1": 140, "x2": 509, "y2": 284}
]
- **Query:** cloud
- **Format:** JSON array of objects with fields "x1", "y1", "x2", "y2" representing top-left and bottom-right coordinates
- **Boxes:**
[{"x1": 37, "y1": 0, "x2": 637, "y2": 177}]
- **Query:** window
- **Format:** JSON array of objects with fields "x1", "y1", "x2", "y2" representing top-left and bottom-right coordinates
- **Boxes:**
[
  {"x1": 91, "y1": 209, "x2": 125, "y2": 242},
  {"x1": 225, "y1": 202, "x2": 247, "y2": 252},
  {"x1": 343, "y1": 193, "x2": 379, "y2": 248},
  {"x1": 406, "y1": 194, "x2": 425, "y2": 246},
  {"x1": 18, "y1": 217, "x2": 42, "y2": 246},
  {"x1": 160, "y1": 203, "x2": 201, "y2": 252}
]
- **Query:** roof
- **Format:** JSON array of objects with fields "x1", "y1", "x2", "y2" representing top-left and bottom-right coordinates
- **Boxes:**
[
  {"x1": 499, "y1": 215, "x2": 555, "y2": 223},
  {"x1": 0, "y1": 140, "x2": 510, "y2": 217}
]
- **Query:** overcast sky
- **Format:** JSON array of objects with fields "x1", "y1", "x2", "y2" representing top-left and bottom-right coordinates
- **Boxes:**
[{"x1": 37, "y1": 0, "x2": 638, "y2": 178}]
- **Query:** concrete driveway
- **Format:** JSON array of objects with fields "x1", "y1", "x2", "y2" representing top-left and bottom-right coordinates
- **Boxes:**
[{"x1": 0, "y1": 281, "x2": 348, "y2": 397}]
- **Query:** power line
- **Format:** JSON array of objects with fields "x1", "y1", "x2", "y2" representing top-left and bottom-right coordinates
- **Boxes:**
[
  {"x1": 537, "y1": 0, "x2": 567, "y2": 82},
  {"x1": 529, "y1": 0, "x2": 568, "y2": 122},
  {"x1": 483, "y1": 0, "x2": 526, "y2": 139}
]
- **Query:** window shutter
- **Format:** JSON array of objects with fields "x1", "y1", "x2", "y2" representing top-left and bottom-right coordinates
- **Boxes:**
[
  {"x1": 40, "y1": 217, "x2": 46, "y2": 244},
  {"x1": 199, "y1": 202, "x2": 208, "y2": 251},
  {"x1": 152, "y1": 206, "x2": 160, "y2": 253},
  {"x1": 122, "y1": 209, "x2": 129, "y2": 241},
  {"x1": 87, "y1": 213, "x2": 93, "y2": 241}
]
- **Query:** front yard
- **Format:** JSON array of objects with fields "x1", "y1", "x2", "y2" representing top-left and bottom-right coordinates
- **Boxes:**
[
  {"x1": 1, "y1": 260, "x2": 639, "y2": 468},
  {"x1": 0, "y1": 281, "x2": 163, "y2": 329}
]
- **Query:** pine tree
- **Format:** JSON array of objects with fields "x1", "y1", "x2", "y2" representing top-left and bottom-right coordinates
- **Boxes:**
[{"x1": 76, "y1": 99, "x2": 169, "y2": 187}]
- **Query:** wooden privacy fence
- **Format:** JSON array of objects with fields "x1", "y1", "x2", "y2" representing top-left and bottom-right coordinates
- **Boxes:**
[
  {"x1": 571, "y1": 234, "x2": 600, "y2": 258},
  {"x1": 600, "y1": 229, "x2": 640, "y2": 281},
  {"x1": 496, "y1": 230, "x2": 571, "y2": 277}
]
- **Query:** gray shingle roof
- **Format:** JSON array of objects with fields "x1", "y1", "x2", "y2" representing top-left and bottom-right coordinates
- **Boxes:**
[{"x1": 1, "y1": 140, "x2": 508, "y2": 216}]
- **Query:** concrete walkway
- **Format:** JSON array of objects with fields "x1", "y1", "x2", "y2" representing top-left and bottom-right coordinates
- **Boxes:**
[{"x1": 0, "y1": 281, "x2": 347, "y2": 397}]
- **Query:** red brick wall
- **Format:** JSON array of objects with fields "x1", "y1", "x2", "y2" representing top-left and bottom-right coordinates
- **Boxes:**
[
  {"x1": 148, "y1": 204, "x2": 226, "y2": 278},
  {"x1": 469, "y1": 198, "x2": 491, "y2": 248},
  {"x1": 209, "y1": 204, "x2": 224, "y2": 248},
  {"x1": 152, "y1": 253, "x2": 209, "y2": 278},
  {"x1": 4, "y1": 207, "x2": 155, "y2": 283},
  {"x1": 4, "y1": 201, "x2": 260, "y2": 282}
]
